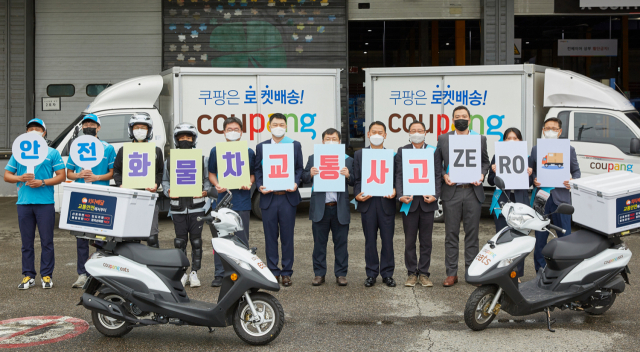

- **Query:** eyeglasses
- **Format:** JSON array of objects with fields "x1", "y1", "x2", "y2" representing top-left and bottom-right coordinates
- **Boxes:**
[{"x1": 543, "y1": 127, "x2": 560, "y2": 132}]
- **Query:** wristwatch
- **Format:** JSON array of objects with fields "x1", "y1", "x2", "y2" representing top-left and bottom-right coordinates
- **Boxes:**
[{"x1": 40, "y1": 180, "x2": 45, "y2": 187}]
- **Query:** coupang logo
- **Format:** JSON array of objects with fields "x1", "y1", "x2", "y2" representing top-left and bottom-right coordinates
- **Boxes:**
[
  {"x1": 387, "y1": 112, "x2": 505, "y2": 140},
  {"x1": 198, "y1": 112, "x2": 317, "y2": 141}
]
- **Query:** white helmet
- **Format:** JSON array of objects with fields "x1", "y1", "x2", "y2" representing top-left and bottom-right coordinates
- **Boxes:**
[
  {"x1": 173, "y1": 122, "x2": 198, "y2": 148},
  {"x1": 128, "y1": 113, "x2": 153, "y2": 141}
]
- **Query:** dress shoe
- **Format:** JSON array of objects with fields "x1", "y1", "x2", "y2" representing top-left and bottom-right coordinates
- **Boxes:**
[
  {"x1": 364, "y1": 277, "x2": 376, "y2": 287},
  {"x1": 336, "y1": 276, "x2": 348, "y2": 286},
  {"x1": 210, "y1": 277, "x2": 223, "y2": 287},
  {"x1": 312, "y1": 276, "x2": 325, "y2": 286},
  {"x1": 274, "y1": 275, "x2": 281, "y2": 284},
  {"x1": 443, "y1": 276, "x2": 458, "y2": 287},
  {"x1": 382, "y1": 277, "x2": 396, "y2": 287},
  {"x1": 282, "y1": 276, "x2": 292, "y2": 287}
]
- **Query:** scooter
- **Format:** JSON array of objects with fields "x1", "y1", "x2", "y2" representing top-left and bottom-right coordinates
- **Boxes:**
[
  {"x1": 464, "y1": 176, "x2": 632, "y2": 332},
  {"x1": 77, "y1": 191, "x2": 284, "y2": 345}
]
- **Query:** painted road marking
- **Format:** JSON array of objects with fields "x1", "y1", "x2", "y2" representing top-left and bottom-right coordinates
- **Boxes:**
[{"x1": 0, "y1": 316, "x2": 88, "y2": 348}]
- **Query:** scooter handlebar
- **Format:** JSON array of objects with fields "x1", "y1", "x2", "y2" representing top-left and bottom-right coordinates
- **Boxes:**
[
  {"x1": 548, "y1": 224, "x2": 566, "y2": 234},
  {"x1": 197, "y1": 215, "x2": 214, "y2": 223}
]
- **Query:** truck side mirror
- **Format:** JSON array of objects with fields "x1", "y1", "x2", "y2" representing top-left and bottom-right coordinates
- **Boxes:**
[{"x1": 630, "y1": 138, "x2": 640, "y2": 155}]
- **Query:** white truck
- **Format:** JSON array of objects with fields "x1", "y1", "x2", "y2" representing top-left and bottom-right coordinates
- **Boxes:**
[
  {"x1": 365, "y1": 64, "x2": 640, "y2": 222},
  {"x1": 51, "y1": 67, "x2": 342, "y2": 218}
]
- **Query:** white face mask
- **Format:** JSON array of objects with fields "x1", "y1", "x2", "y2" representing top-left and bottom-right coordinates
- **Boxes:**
[
  {"x1": 543, "y1": 130, "x2": 559, "y2": 139},
  {"x1": 325, "y1": 140, "x2": 339, "y2": 145},
  {"x1": 133, "y1": 129, "x2": 148, "y2": 141},
  {"x1": 28, "y1": 130, "x2": 44, "y2": 137},
  {"x1": 271, "y1": 127, "x2": 286, "y2": 138},
  {"x1": 370, "y1": 134, "x2": 384, "y2": 146},
  {"x1": 225, "y1": 131, "x2": 241, "y2": 141},
  {"x1": 409, "y1": 133, "x2": 426, "y2": 144}
]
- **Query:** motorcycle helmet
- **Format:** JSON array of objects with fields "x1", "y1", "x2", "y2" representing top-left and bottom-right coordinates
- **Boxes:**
[
  {"x1": 173, "y1": 122, "x2": 199, "y2": 148},
  {"x1": 128, "y1": 113, "x2": 153, "y2": 141}
]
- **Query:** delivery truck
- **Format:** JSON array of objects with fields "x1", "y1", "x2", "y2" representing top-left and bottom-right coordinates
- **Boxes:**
[
  {"x1": 50, "y1": 67, "x2": 342, "y2": 218},
  {"x1": 542, "y1": 153, "x2": 564, "y2": 168},
  {"x1": 365, "y1": 64, "x2": 640, "y2": 222}
]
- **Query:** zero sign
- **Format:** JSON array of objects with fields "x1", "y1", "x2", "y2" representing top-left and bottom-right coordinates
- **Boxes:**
[{"x1": 0, "y1": 316, "x2": 89, "y2": 348}]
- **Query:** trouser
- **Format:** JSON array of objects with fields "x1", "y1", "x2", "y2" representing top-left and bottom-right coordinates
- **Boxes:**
[
  {"x1": 361, "y1": 197, "x2": 395, "y2": 279},
  {"x1": 71, "y1": 232, "x2": 90, "y2": 275},
  {"x1": 262, "y1": 194, "x2": 297, "y2": 277},
  {"x1": 443, "y1": 187, "x2": 481, "y2": 277},
  {"x1": 534, "y1": 194, "x2": 572, "y2": 272},
  {"x1": 172, "y1": 212, "x2": 204, "y2": 271},
  {"x1": 147, "y1": 204, "x2": 160, "y2": 248},
  {"x1": 18, "y1": 204, "x2": 56, "y2": 278},
  {"x1": 402, "y1": 208, "x2": 434, "y2": 277},
  {"x1": 214, "y1": 210, "x2": 250, "y2": 278},
  {"x1": 493, "y1": 215, "x2": 525, "y2": 278},
  {"x1": 311, "y1": 205, "x2": 349, "y2": 277}
]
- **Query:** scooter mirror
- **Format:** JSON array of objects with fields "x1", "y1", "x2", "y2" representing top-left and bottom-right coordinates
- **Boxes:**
[
  {"x1": 494, "y1": 176, "x2": 506, "y2": 192},
  {"x1": 207, "y1": 187, "x2": 218, "y2": 199},
  {"x1": 556, "y1": 203, "x2": 574, "y2": 215}
]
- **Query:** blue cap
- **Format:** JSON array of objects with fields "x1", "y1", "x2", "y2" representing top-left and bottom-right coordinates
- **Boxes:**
[
  {"x1": 27, "y1": 118, "x2": 46, "y2": 131},
  {"x1": 82, "y1": 114, "x2": 101, "y2": 126}
]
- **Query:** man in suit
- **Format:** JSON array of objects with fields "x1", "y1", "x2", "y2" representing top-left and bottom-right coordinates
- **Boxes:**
[
  {"x1": 255, "y1": 113, "x2": 304, "y2": 287},
  {"x1": 530, "y1": 117, "x2": 581, "y2": 272},
  {"x1": 354, "y1": 121, "x2": 397, "y2": 288},
  {"x1": 435, "y1": 105, "x2": 490, "y2": 287},
  {"x1": 302, "y1": 128, "x2": 354, "y2": 286},
  {"x1": 395, "y1": 121, "x2": 442, "y2": 288}
]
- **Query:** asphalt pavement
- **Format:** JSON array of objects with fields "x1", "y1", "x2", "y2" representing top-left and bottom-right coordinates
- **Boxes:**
[{"x1": 0, "y1": 196, "x2": 638, "y2": 351}]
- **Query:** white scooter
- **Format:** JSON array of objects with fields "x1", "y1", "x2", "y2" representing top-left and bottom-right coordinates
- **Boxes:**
[
  {"x1": 78, "y1": 191, "x2": 284, "y2": 345},
  {"x1": 464, "y1": 177, "x2": 632, "y2": 332}
]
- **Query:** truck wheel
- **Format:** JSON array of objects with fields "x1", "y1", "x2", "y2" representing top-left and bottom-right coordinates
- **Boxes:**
[
  {"x1": 434, "y1": 198, "x2": 444, "y2": 223},
  {"x1": 544, "y1": 164, "x2": 549, "y2": 168},
  {"x1": 252, "y1": 193, "x2": 262, "y2": 220}
]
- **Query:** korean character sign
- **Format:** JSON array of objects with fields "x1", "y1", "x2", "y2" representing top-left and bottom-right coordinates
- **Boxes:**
[
  {"x1": 536, "y1": 138, "x2": 570, "y2": 188},
  {"x1": 313, "y1": 144, "x2": 345, "y2": 192},
  {"x1": 170, "y1": 149, "x2": 203, "y2": 197},
  {"x1": 448, "y1": 135, "x2": 481, "y2": 183},
  {"x1": 11, "y1": 132, "x2": 48, "y2": 173},
  {"x1": 262, "y1": 144, "x2": 295, "y2": 191},
  {"x1": 122, "y1": 143, "x2": 156, "y2": 189},
  {"x1": 402, "y1": 149, "x2": 435, "y2": 196},
  {"x1": 69, "y1": 135, "x2": 105, "y2": 184},
  {"x1": 362, "y1": 149, "x2": 394, "y2": 197},
  {"x1": 216, "y1": 141, "x2": 251, "y2": 190},
  {"x1": 494, "y1": 141, "x2": 529, "y2": 190}
]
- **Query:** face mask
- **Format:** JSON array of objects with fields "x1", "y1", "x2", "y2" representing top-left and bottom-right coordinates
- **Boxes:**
[
  {"x1": 271, "y1": 127, "x2": 286, "y2": 138},
  {"x1": 454, "y1": 119, "x2": 469, "y2": 131},
  {"x1": 543, "y1": 130, "x2": 559, "y2": 139},
  {"x1": 177, "y1": 140, "x2": 193, "y2": 149},
  {"x1": 83, "y1": 127, "x2": 97, "y2": 136},
  {"x1": 325, "y1": 141, "x2": 339, "y2": 145},
  {"x1": 28, "y1": 130, "x2": 44, "y2": 137},
  {"x1": 133, "y1": 129, "x2": 148, "y2": 141},
  {"x1": 409, "y1": 133, "x2": 426, "y2": 144},
  {"x1": 225, "y1": 131, "x2": 241, "y2": 141},
  {"x1": 370, "y1": 134, "x2": 384, "y2": 146}
]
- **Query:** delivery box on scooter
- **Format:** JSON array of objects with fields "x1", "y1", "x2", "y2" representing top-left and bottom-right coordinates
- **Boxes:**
[
  {"x1": 570, "y1": 171, "x2": 640, "y2": 234},
  {"x1": 59, "y1": 183, "x2": 157, "y2": 238}
]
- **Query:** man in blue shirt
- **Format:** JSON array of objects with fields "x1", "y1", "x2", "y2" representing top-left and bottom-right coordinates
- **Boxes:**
[
  {"x1": 66, "y1": 114, "x2": 116, "y2": 288},
  {"x1": 3, "y1": 118, "x2": 66, "y2": 290},
  {"x1": 208, "y1": 117, "x2": 255, "y2": 287}
]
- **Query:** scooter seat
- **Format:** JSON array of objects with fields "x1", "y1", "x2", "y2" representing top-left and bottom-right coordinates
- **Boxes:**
[
  {"x1": 114, "y1": 243, "x2": 190, "y2": 267},
  {"x1": 541, "y1": 229, "x2": 611, "y2": 260}
]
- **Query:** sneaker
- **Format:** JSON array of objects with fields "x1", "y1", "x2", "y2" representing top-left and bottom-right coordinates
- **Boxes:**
[
  {"x1": 41, "y1": 276, "x2": 53, "y2": 289},
  {"x1": 405, "y1": 274, "x2": 418, "y2": 287},
  {"x1": 72, "y1": 274, "x2": 87, "y2": 288},
  {"x1": 18, "y1": 276, "x2": 35, "y2": 290},
  {"x1": 211, "y1": 277, "x2": 223, "y2": 287},
  {"x1": 418, "y1": 274, "x2": 433, "y2": 287},
  {"x1": 189, "y1": 271, "x2": 201, "y2": 287},
  {"x1": 181, "y1": 273, "x2": 189, "y2": 287}
]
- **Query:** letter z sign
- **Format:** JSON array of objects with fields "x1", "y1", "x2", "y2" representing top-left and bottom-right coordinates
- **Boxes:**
[{"x1": 448, "y1": 135, "x2": 481, "y2": 184}]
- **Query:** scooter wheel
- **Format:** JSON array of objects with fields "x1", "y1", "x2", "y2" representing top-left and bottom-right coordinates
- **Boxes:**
[
  {"x1": 233, "y1": 292, "x2": 284, "y2": 345},
  {"x1": 91, "y1": 292, "x2": 133, "y2": 337},
  {"x1": 585, "y1": 292, "x2": 616, "y2": 315},
  {"x1": 464, "y1": 285, "x2": 498, "y2": 331}
]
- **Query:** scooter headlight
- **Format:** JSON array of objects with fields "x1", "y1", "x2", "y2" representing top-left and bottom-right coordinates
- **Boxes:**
[
  {"x1": 497, "y1": 255, "x2": 521, "y2": 268},
  {"x1": 506, "y1": 210, "x2": 534, "y2": 228},
  {"x1": 229, "y1": 256, "x2": 252, "y2": 271}
]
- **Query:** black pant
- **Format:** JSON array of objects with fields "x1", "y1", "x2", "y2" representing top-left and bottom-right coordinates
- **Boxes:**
[
  {"x1": 312, "y1": 205, "x2": 349, "y2": 277},
  {"x1": 493, "y1": 215, "x2": 525, "y2": 278},
  {"x1": 402, "y1": 209, "x2": 434, "y2": 277},
  {"x1": 172, "y1": 212, "x2": 204, "y2": 271},
  {"x1": 361, "y1": 197, "x2": 395, "y2": 279}
]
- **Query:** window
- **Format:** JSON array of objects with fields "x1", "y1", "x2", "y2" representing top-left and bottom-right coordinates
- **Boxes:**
[
  {"x1": 79, "y1": 114, "x2": 133, "y2": 144},
  {"x1": 47, "y1": 84, "x2": 75, "y2": 97},
  {"x1": 573, "y1": 112, "x2": 635, "y2": 153},
  {"x1": 86, "y1": 84, "x2": 110, "y2": 97},
  {"x1": 557, "y1": 111, "x2": 570, "y2": 139}
]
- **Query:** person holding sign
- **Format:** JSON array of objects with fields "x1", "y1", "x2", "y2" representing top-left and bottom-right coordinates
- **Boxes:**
[
  {"x1": 302, "y1": 128, "x2": 354, "y2": 287},
  {"x1": 395, "y1": 121, "x2": 441, "y2": 288},
  {"x1": 435, "y1": 105, "x2": 490, "y2": 287},
  {"x1": 487, "y1": 127, "x2": 533, "y2": 281},
  {"x1": 162, "y1": 123, "x2": 211, "y2": 288},
  {"x1": 530, "y1": 117, "x2": 581, "y2": 272},
  {"x1": 66, "y1": 114, "x2": 116, "y2": 289},
  {"x1": 354, "y1": 121, "x2": 397, "y2": 288},
  {"x1": 4, "y1": 118, "x2": 65, "y2": 289},
  {"x1": 208, "y1": 117, "x2": 255, "y2": 287},
  {"x1": 113, "y1": 113, "x2": 164, "y2": 248},
  {"x1": 255, "y1": 113, "x2": 303, "y2": 287}
]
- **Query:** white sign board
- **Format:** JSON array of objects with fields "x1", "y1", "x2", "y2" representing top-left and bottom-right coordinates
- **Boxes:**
[
  {"x1": 449, "y1": 135, "x2": 481, "y2": 184},
  {"x1": 495, "y1": 141, "x2": 529, "y2": 190},
  {"x1": 558, "y1": 39, "x2": 617, "y2": 57},
  {"x1": 11, "y1": 133, "x2": 48, "y2": 173},
  {"x1": 42, "y1": 97, "x2": 60, "y2": 111},
  {"x1": 537, "y1": 138, "x2": 570, "y2": 188},
  {"x1": 70, "y1": 135, "x2": 104, "y2": 170}
]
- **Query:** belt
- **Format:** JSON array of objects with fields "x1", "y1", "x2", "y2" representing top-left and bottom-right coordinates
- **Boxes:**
[
  {"x1": 273, "y1": 191, "x2": 287, "y2": 195},
  {"x1": 456, "y1": 184, "x2": 473, "y2": 189},
  {"x1": 325, "y1": 202, "x2": 337, "y2": 207}
]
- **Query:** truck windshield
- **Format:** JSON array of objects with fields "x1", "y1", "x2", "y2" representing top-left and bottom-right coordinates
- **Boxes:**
[
  {"x1": 50, "y1": 114, "x2": 84, "y2": 149},
  {"x1": 625, "y1": 111, "x2": 640, "y2": 131}
]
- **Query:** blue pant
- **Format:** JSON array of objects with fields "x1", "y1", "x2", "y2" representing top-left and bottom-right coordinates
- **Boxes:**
[
  {"x1": 361, "y1": 197, "x2": 395, "y2": 279},
  {"x1": 312, "y1": 205, "x2": 349, "y2": 277},
  {"x1": 18, "y1": 204, "x2": 56, "y2": 278},
  {"x1": 262, "y1": 195, "x2": 297, "y2": 277},
  {"x1": 77, "y1": 237, "x2": 90, "y2": 275},
  {"x1": 534, "y1": 195, "x2": 572, "y2": 272}
]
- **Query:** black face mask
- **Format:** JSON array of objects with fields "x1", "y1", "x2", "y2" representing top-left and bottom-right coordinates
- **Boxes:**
[
  {"x1": 454, "y1": 119, "x2": 469, "y2": 131},
  {"x1": 177, "y1": 140, "x2": 194, "y2": 149},
  {"x1": 83, "y1": 127, "x2": 97, "y2": 136}
]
